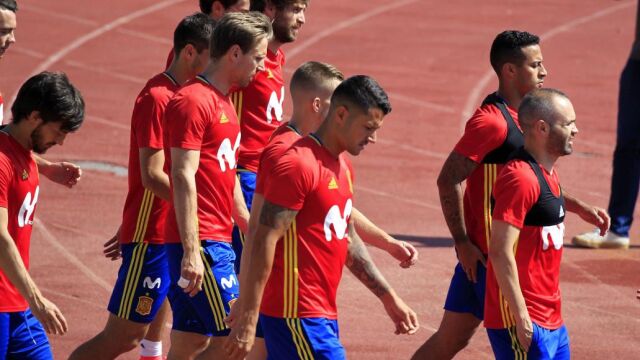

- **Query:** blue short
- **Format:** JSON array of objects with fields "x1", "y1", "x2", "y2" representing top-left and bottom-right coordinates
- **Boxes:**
[
  {"x1": 443, "y1": 262, "x2": 486, "y2": 320},
  {"x1": 107, "y1": 243, "x2": 170, "y2": 323},
  {"x1": 231, "y1": 168, "x2": 257, "y2": 274},
  {"x1": 260, "y1": 314, "x2": 346, "y2": 360},
  {"x1": 0, "y1": 309, "x2": 52, "y2": 359},
  {"x1": 166, "y1": 241, "x2": 239, "y2": 336},
  {"x1": 487, "y1": 323, "x2": 570, "y2": 360}
]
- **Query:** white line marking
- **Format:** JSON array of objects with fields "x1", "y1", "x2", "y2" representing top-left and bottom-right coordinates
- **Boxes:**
[
  {"x1": 355, "y1": 185, "x2": 441, "y2": 211},
  {"x1": 461, "y1": 0, "x2": 636, "y2": 131},
  {"x1": 34, "y1": 219, "x2": 111, "y2": 292},
  {"x1": 86, "y1": 115, "x2": 130, "y2": 131},
  {"x1": 8, "y1": 0, "x2": 187, "y2": 106},
  {"x1": 40, "y1": 286, "x2": 104, "y2": 309},
  {"x1": 20, "y1": 4, "x2": 100, "y2": 27},
  {"x1": 388, "y1": 92, "x2": 455, "y2": 114},
  {"x1": 287, "y1": 0, "x2": 419, "y2": 60},
  {"x1": 117, "y1": 28, "x2": 173, "y2": 45},
  {"x1": 64, "y1": 59, "x2": 147, "y2": 84},
  {"x1": 10, "y1": 47, "x2": 46, "y2": 59},
  {"x1": 376, "y1": 138, "x2": 449, "y2": 160}
]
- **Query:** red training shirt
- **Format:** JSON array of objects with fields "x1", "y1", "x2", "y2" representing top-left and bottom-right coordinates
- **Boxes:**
[
  {"x1": 120, "y1": 72, "x2": 178, "y2": 244},
  {"x1": 0, "y1": 130, "x2": 39, "y2": 311},
  {"x1": 259, "y1": 136, "x2": 355, "y2": 319},
  {"x1": 231, "y1": 48, "x2": 286, "y2": 173},
  {"x1": 484, "y1": 159, "x2": 565, "y2": 330},
  {"x1": 453, "y1": 101, "x2": 520, "y2": 255},
  {"x1": 164, "y1": 75, "x2": 241, "y2": 243}
]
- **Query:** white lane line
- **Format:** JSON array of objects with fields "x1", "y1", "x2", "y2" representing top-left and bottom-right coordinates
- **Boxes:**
[
  {"x1": 388, "y1": 92, "x2": 456, "y2": 114},
  {"x1": 460, "y1": 0, "x2": 636, "y2": 131},
  {"x1": 10, "y1": 46, "x2": 46, "y2": 59},
  {"x1": 34, "y1": 219, "x2": 112, "y2": 292},
  {"x1": 117, "y1": 28, "x2": 173, "y2": 45},
  {"x1": 40, "y1": 286, "x2": 104, "y2": 309},
  {"x1": 64, "y1": 59, "x2": 147, "y2": 84},
  {"x1": 355, "y1": 185, "x2": 441, "y2": 211},
  {"x1": 20, "y1": 4, "x2": 100, "y2": 27},
  {"x1": 86, "y1": 115, "x2": 130, "y2": 131},
  {"x1": 9, "y1": 0, "x2": 187, "y2": 106},
  {"x1": 376, "y1": 138, "x2": 449, "y2": 160},
  {"x1": 287, "y1": 0, "x2": 419, "y2": 61}
]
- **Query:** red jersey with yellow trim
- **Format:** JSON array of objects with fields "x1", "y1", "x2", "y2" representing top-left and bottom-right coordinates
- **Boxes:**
[
  {"x1": 258, "y1": 135, "x2": 354, "y2": 319},
  {"x1": 453, "y1": 99, "x2": 519, "y2": 255},
  {"x1": 484, "y1": 159, "x2": 564, "y2": 330},
  {"x1": 231, "y1": 48, "x2": 286, "y2": 173},
  {"x1": 164, "y1": 75, "x2": 241, "y2": 243},
  {"x1": 120, "y1": 72, "x2": 179, "y2": 245},
  {"x1": 0, "y1": 130, "x2": 39, "y2": 312},
  {"x1": 255, "y1": 122, "x2": 301, "y2": 194}
]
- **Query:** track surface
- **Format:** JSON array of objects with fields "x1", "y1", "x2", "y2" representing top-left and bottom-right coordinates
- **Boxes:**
[{"x1": 1, "y1": 0, "x2": 638, "y2": 358}]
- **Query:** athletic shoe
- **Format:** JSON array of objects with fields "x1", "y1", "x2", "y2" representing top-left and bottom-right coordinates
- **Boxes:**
[{"x1": 571, "y1": 229, "x2": 630, "y2": 249}]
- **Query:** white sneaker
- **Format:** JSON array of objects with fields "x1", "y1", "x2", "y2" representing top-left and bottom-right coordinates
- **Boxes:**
[{"x1": 571, "y1": 229, "x2": 630, "y2": 249}]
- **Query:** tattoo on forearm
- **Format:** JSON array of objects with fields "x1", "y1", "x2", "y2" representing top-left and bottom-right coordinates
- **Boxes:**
[
  {"x1": 259, "y1": 200, "x2": 297, "y2": 229},
  {"x1": 437, "y1": 152, "x2": 477, "y2": 243},
  {"x1": 346, "y1": 224, "x2": 390, "y2": 297}
]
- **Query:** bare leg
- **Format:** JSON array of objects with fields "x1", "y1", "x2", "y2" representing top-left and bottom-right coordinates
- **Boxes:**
[{"x1": 411, "y1": 311, "x2": 481, "y2": 360}]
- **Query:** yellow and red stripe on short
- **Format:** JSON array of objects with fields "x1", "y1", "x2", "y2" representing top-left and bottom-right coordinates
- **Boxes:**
[
  {"x1": 117, "y1": 241, "x2": 149, "y2": 319},
  {"x1": 200, "y1": 248, "x2": 228, "y2": 331},
  {"x1": 285, "y1": 318, "x2": 315, "y2": 360}
]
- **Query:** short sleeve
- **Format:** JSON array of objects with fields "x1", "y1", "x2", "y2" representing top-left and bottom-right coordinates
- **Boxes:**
[
  {"x1": 453, "y1": 106, "x2": 509, "y2": 163},
  {"x1": 262, "y1": 149, "x2": 315, "y2": 211},
  {"x1": 0, "y1": 157, "x2": 13, "y2": 208},
  {"x1": 492, "y1": 161, "x2": 540, "y2": 229},
  {"x1": 166, "y1": 94, "x2": 209, "y2": 150},
  {"x1": 132, "y1": 92, "x2": 167, "y2": 150}
]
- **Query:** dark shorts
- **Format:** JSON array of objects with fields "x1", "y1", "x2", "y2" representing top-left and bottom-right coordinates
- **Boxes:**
[
  {"x1": 107, "y1": 243, "x2": 170, "y2": 323},
  {"x1": 166, "y1": 241, "x2": 239, "y2": 336},
  {"x1": 487, "y1": 323, "x2": 570, "y2": 360},
  {"x1": 443, "y1": 262, "x2": 486, "y2": 320},
  {"x1": 260, "y1": 314, "x2": 346, "y2": 360},
  {"x1": 0, "y1": 309, "x2": 52, "y2": 360}
]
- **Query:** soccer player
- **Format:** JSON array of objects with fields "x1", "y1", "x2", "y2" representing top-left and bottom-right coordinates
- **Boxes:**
[
  {"x1": 229, "y1": 0, "x2": 308, "y2": 272},
  {"x1": 162, "y1": 12, "x2": 270, "y2": 360},
  {"x1": 485, "y1": 89, "x2": 604, "y2": 359},
  {"x1": 0, "y1": 71, "x2": 84, "y2": 359},
  {"x1": 165, "y1": 0, "x2": 250, "y2": 69},
  {"x1": 69, "y1": 13, "x2": 215, "y2": 360},
  {"x1": 225, "y1": 75, "x2": 420, "y2": 360},
  {"x1": 572, "y1": 1, "x2": 640, "y2": 249},
  {"x1": 0, "y1": 0, "x2": 82, "y2": 190},
  {"x1": 413, "y1": 31, "x2": 609, "y2": 359}
]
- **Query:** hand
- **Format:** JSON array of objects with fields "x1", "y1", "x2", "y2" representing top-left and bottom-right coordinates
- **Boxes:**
[
  {"x1": 41, "y1": 162, "x2": 82, "y2": 188},
  {"x1": 180, "y1": 249, "x2": 204, "y2": 297},
  {"x1": 388, "y1": 240, "x2": 418, "y2": 268},
  {"x1": 455, "y1": 240, "x2": 486, "y2": 283},
  {"x1": 515, "y1": 316, "x2": 534, "y2": 352},
  {"x1": 30, "y1": 295, "x2": 68, "y2": 335},
  {"x1": 380, "y1": 292, "x2": 419, "y2": 335},
  {"x1": 577, "y1": 205, "x2": 610, "y2": 236},
  {"x1": 103, "y1": 231, "x2": 121, "y2": 260},
  {"x1": 224, "y1": 318, "x2": 256, "y2": 360}
]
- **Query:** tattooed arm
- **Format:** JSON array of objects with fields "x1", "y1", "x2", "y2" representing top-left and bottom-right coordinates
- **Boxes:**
[
  {"x1": 225, "y1": 200, "x2": 297, "y2": 359},
  {"x1": 437, "y1": 151, "x2": 485, "y2": 282},
  {"x1": 346, "y1": 222, "x2": 419, "y2": 334}
]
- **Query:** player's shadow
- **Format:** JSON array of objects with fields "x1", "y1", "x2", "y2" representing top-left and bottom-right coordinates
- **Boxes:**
[{"x1": 390, "y1": 234, "x2": 453, "y2": 248}]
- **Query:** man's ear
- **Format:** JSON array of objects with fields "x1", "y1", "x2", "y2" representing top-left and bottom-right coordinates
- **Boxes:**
[
  {"x1": 312, "y1": 97, "x2": 321, "y2": 113},
  {"x1": 264, "y1": 0, "x2": 277, "y2": 20}
]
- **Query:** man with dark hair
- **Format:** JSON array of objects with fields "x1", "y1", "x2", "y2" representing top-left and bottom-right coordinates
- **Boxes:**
[
  {"x1": 572, "y1": 1, "x2": 640, "y2": 250},
  {"x1": 162, "y1": 12, "x2": 270, "y2": 359},
  {"x1": 225, "y1": 75, "x2": 419, "y2": 360},
  {"x1": 70, "y1": 13, "x2": 215, "y2": 360},
  {"x1": 412, "y1": 31, "x2": 608, "y2": 359},
  {"x1": 165, "y1": 0, "x2": 249, "y2": 69},
  {"x1": 0, "y1": 71, "x2": 84, "y2": 359},
  {"x1": 486, "y1": 89, "x2": 600, "y2": 359}
]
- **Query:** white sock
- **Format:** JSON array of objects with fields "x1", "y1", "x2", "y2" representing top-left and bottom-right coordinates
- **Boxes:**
[{"x1": 140, "y1": 339, "x2": 162, "y2": 357}]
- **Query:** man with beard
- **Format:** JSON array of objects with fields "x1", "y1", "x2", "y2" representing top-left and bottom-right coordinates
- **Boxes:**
[
  {"x1": 485, "y1": 89, "x2": 600, "y2": 359},
  {"x1": 225, "y1": 75, "x2": 419, "y2": 360},
  {"x1": 162, "y1": 12, "x2": 270, "y2": 360},
  {"x1": 70, "y1": 13, "x2": 215, "y2": 360},
  {"x1": 0, "y1": 0, "x2": 83, "y2": 193},
  {"x1": 164, "y1": 0, "x2": 250, "y2": 69},
  {"x1": 413, "y1": 31, "x2": 609, "y2": 359},
  {"x1": 0, "y1": 71, "x2": 84, "y2": 359}
]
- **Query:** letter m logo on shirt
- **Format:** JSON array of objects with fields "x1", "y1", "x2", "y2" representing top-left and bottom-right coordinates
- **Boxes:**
[
  {"x1": 18, "y1": 186, "x2": 39, "y2": 228},
  {"x1": 217, "y1": 133, "x2": 241, "y2": 172},
  {"x1": 323, "y1": 199, "x2": 353, "y2": 241},
  {"x1": 266, "y1": 87, "x2": 284, "y2": 124}
]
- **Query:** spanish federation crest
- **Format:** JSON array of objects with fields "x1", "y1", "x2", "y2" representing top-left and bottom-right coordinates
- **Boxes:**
[
  {"x1": 21, "y1": 169, "x2": 28, "y2": 180},
  {"x1": 135, "y1": 295, "x2": 154, "y2": 316}
]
